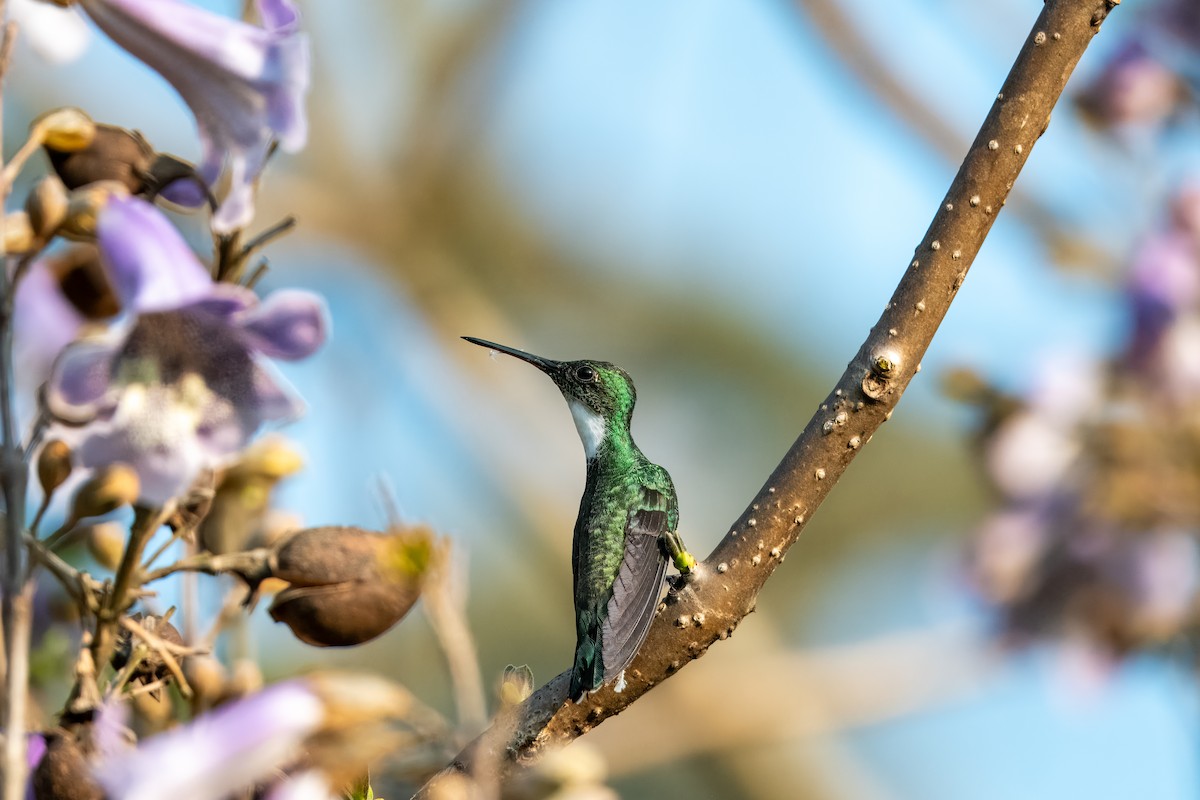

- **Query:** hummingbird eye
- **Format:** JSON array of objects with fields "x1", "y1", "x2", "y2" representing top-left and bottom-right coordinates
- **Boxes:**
[{"x1": 574, "y1": 365, "x2": 597, "y2": 383}]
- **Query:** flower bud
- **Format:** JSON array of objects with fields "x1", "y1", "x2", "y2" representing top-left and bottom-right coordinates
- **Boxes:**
[
  {"x1": 34, "y1": 107, "x2": 96, "y2": 153},
  {"x1": 68, "y1": 463, "x2": 139, "y2": 523},
  {"x1": 268, "y1": 525, "x2": 437, "y2": 647},
  {"x1": 132, "y1": 689, "x2": 173, "y2": 728},
  {"x1": 184, "y1": 655, "x2": 227, "y2": 706},
  {"x1": 199, "y1": 438, "x2": 303, "y2": 554},
  {"x1": 61, "y1": 181, "x2": 129, "y2": 239},
  {"x1": 37, "y1": 440, "x2": 73, "y2": 497},
  {"x1": 499, "y1": 664, "x2": 535, "y2": 708},
  {"x1": 84, "y1": 522, "x2": 126, "y2": 571},
  {"x1": 231, "y1": 435, "x2": 305, "y2": 482},
  {"x1": 46, "y1": 124, "x2": 152, "y2": 193},
  {"x1": 32, "y1": 730, "x2": 104, "y2": 800},
  {"x1": 26, "y1": 175, "x2": 70, "y2": 240},
  {"x1": 4, "y1": 211, "x2": 35, "y2": 253}
]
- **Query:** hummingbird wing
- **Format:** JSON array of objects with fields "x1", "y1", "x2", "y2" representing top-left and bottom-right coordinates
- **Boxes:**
[{"x1": 597, "y1": 485, "x2": 672, "y2": 686}]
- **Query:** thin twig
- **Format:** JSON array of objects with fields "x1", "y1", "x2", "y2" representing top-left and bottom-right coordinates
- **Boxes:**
[
  {"x1": 140, "y1": 548, "x2": 271, "y2": 585},
  {"x1": 119, "y1": 615, "x2": 200, "y2": 698},
  {"x1": 238, "y1": 215, "x2": 296, "y2": 261},
  {"x1": 0, "y1": 132, "x2": 44, "y2": 191},
  {"x1": 0, "y1": 15, "x2": 33, "y2": 800},
  {"x1": 22, "y1": 533, "x2": 99, "y2": 612},
  {"x1": 20, "y1": 410, "x2": 47, "y2": 465},
  {"x1": 243, "y1": 258, "x2": 270, "y2": 290},
  {"x1": 88, "y1": 507, "x2": 166, "y2": 687},
  {"x1": 141, "y1": 523, "x2": 187, "y2": 571},
  {"x1": 422, "y1": 544, "x2": 487, "y2": 735},
  {"x1": 414, "y1": 0, "x2": 1121, "y2": 792}
]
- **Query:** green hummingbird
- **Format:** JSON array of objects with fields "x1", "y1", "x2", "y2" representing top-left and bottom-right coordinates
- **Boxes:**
[{"x1": 464, "y1": 337, "x2": 696, "y2": 701}]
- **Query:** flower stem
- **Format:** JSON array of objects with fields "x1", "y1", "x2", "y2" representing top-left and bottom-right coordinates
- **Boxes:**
[
  {"x1": 0, "y1": 14, "x2": 34, "y2": 800},
  {"x1": 89, "y1": 507, "x2": 164, "y2": 688}
]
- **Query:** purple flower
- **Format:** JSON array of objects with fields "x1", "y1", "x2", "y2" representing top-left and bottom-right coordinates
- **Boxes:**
[
  {"x1": 78, "y1": 0, "x2": 310, "y2": 232},
  {"x1": 45, "y1": 195, "x2": 327, "y2": 506},
  {"x1": 1119, "y1": 531, "x2": 1199, "y2": 641},
  {"x1": 95, "y1": 681, "x2": 324, "y2": 800},
  {"x1": 13, "y1": 259, "x2": 87, "y2": 423},
  {"x1": 94, "y1": 673, "x2": 410, "y2": 800},
  {"x1": 24, "y1": 733, "x2": 47, "y2": 800}
]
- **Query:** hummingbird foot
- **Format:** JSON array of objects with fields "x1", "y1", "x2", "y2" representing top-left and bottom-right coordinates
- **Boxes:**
[{"x1": 659, "y1": 531, "x2": 696, "y2": 574}]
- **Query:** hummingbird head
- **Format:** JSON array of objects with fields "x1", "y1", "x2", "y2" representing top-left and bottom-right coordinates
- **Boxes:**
[{"x1": 463, "y1": 337, "x2": 637, "y2": 459}]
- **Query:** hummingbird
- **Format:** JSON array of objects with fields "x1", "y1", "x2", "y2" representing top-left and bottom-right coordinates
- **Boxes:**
[{"x1": 464, "y1": 337, "x2": 696, "y2": 702}]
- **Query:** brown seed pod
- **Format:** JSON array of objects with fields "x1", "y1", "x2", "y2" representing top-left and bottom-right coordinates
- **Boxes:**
[
  {"x1": 46, "y1": 124, "x2": 155, "y2": 194},
  {"x1": 112, "y1": 612, "x2": 187, "y2": 687},
  {"x1": 32, "y1": 731, "x2": 103, "y2": 800},
  {"x1": 267, "y1": 526, "x2": 436, "y2": 647}
]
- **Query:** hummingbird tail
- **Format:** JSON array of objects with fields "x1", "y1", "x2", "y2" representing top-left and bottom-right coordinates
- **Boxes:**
[{"x1": 569, "y1": 637, "x2": 602, "y2": 702}]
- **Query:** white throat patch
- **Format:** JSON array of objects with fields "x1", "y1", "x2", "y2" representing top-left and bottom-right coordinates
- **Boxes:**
[{"x1": 568, "y1": 400, "x2": 607, "y2": 459}]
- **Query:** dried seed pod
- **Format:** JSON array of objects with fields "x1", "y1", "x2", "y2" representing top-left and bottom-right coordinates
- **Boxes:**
[
  {"x1": 44, "y1": 122, "x2": 207, "y2": 204},
  {"x1": 267, "y1": 526, "x2": 436, "y2": 647},
  {"x1": 32, "y1": 730, "x2": 103, "y2": 800},
  {"x1": 46, "y1": 124, "x2": 154, "y2": 194},
  {"x1": 37, "y1": 440, "x2": 73, "y2": 497},
  {"x1": 112, "y1": 612, "x2": 187, "y2": 687}
]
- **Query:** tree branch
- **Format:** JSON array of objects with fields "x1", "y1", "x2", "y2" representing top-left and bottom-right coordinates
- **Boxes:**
[
  {"x1": 415, "y1": 0, "x2": 1120, "y2": 793},
  {"x1": 793, "y1": 0, "x2": 1117, "y2": 273}
]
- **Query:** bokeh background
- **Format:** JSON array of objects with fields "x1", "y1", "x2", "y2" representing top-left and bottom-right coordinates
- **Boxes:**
[{"x1": 11, "y1": 0, "x2": 1200, "y2": 797}]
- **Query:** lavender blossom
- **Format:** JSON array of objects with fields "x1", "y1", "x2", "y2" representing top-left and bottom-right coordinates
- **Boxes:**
[
  {"x1": 24, "y1": 734, "x2": 46, "y2": 800},
  {"x1": 43, "y1": 195, "x2": 327, "y2": 506},
  {"x1": 95, "y1": 681, "x2": 324, "y2": 800},
  {"x1": 13, "y1": 260, "x2": 86, "y2": 419},
  {"x1": 77, "y1": 0, "x2": 310, "y2": 232}
]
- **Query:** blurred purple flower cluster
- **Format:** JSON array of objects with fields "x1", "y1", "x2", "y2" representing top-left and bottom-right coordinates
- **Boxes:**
[
  {"x1": 41, "y1": 195, "x2": 326, "y2": 506},
  {"x1": 1076, "y1": 0, "x2": 1199, "y2": 142},
  {"x1": 16, "y1": 0, "x2": 326, "y2": 510},
  {"x1": 0, "y1": 1, "x2": 425, "y2": 798},
  {"x1": 960, "y1": 180, "x2": 1200, "y2": 656},
  {"x1": 956, "y1": 0, "x2": 1200, "y2": 663}
]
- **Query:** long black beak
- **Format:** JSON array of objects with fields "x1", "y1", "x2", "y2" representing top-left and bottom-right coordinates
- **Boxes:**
[{"x1": 462, "y1": 337, "x2": 561, "y2": 375}]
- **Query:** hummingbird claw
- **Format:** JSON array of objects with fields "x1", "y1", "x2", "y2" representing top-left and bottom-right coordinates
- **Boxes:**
[{"x1": 660, "y1": 531, "x2": 696, "y2": 574}]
